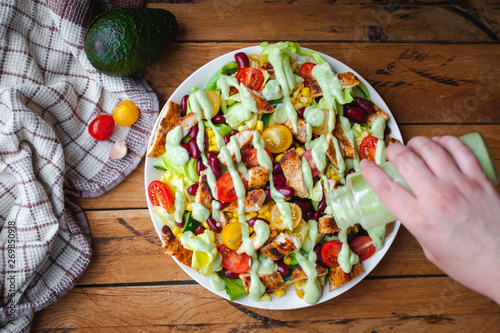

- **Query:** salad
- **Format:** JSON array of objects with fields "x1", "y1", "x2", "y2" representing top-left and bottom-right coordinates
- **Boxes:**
[{"x1": 146, "y1": 42, "x2": 400, "y2": 305}]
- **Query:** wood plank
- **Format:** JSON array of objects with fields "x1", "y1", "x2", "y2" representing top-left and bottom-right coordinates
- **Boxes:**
[
  {"x1": 143, "y1": 42, "x2": 500, "y2": 123},
  {"x1": 76, "y1": 209, "x2": 441, "y2": 285},
  {"x1": 77, "y1": 124, "x2": 500, "y2": 210},
  {"x1": 31, "y1": 278, "x2": 500, "y2": 330},
  {"x1": 145, "y1": 0, "x2": 500, "y2": 43}
]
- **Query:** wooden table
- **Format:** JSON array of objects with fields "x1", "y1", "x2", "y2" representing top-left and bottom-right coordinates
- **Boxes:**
[{"x1": 32, "y1": 1, "x2": 500, "y2": 331}]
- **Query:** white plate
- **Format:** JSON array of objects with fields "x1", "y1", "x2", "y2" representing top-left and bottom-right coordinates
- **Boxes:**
[{"x1": 145, "y1": 45, "x2": 402, "y2": 310}]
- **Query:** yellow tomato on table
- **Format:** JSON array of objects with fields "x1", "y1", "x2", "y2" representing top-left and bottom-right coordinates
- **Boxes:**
[
  {"x1": 261, "y1": 125, "x2": 293, "y2": 154},
  {"x1": 113, "y1": 100, "x2": 139, "y2": 126}
]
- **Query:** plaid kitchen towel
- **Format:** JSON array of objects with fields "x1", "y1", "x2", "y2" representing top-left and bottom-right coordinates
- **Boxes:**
[{"x1": 0, "y1": 0, "x2": 159, "y2": 331}]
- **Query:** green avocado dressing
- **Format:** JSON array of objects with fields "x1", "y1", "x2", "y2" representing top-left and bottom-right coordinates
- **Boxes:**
[
  {"x1": 261, "y1": 79, "x2": 283, "y2": 101},
  {"x1": 174, "y1": 190, "x2": 185, "y2": 223},
  {"x1": 337, "y1": 228, "x2": 359, "y2": 274},
  {"x1": 294, "y1": 250, "x2": 321, "y2": 304},
  {"x1": 210, "y1": 272, "x2": 226, "y2": 291},
  {"x1": 165, "y1": 125, "x2": 190, "y2": 166}
]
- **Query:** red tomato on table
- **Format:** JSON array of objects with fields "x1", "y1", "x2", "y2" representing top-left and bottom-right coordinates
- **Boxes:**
[
  {"x1": 148, "y1": 180, "x2": 173, "y2": 211},
  {"x1": 359, "y1": 136, "x2": 379, "y2": 161},
  {"x1": 216, "y1": 171, "x2": 248, "y2": 203},
  {"x1": 88, "y1": 115, "x2": 115, "y2": 141}
]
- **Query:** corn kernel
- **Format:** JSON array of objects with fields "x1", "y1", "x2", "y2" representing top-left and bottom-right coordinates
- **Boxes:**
[
  {"x1": 275, "y1": 154, "x2": 284, "y2": 162},
  {"x1": 233, "y1": 212, "x2": 239, "y2": 218},
  {"x1": 307, "y1": 97, "x2": 313, "y2": 104},
  {"x1": 265, "y1": 210, "x2": 271, "y2": 219},
  {"x1": 229, "y1": 217, "x2": 238, "y2": 224},
  {"x1": 259, "y1": 205, "x2": 269, "y2": 213},
  {"x1": 256, "y1": 120, "x2": 264, "y2": 131},
  {"x1": 296, "y1": 147, "x2": 305, "y2": 157},
  {"x1": 207, "y1": 129, "x2": 215, "y2": 138},
  {"x1": 333, "y1": 174, "x2": 340, "y2": 181},
  {"x1": 352, "y1": 225, "x2": 359, "y2": 233},
  {"x1": 249, "y1": 227, "x2": 254, "y2": 234},
  {"x1": 299, "y1": 96, "x2": 308, "y2": 103},
  {"x1": 249, "y1": 211, "x2": 258, "y2": 218},
  {"x1": 284, "y1": 256, "x2": 293, "y2": 265},
  {"x1": 208, "y1": 145, "x2": 219, "y2": 152},
  {"x1": 202, "y1": 221, "x2": 209, "y2": 228},
  {"x1": 186, "y1": 202, "x2": 192, "y2": 211},
  {"x1": 291, "y1": 97, "x2": 296, "y2": 104},
  {"x1": 226, "y1": 212, "x2": 233, "y2": 218},
  {"x1": 275, "y1": 289, "x2": 286, "y2": 297},
  {"x1": 302, "y1": 87, "x2": 310, "y2": 97},
  {"x1": 173, "y1": 227, "x2": 182, "y2": 238},
  {"x1": 260, "y1": 293, "x2": 271, "y2": 302},
  {"x1": 238, "y1": 125, "x2": 248, "y2": 132},
  {"x1": 258, "y1": 213, "x2": 266, "y2": 219}
]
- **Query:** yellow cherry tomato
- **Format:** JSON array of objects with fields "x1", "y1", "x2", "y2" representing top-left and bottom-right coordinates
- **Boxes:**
[
  {"x1": 248, "y1": 54, "x2": 264, "y2": 69},
  {"x1": 294, "y1": 280, "x2": 306, "y2": 299},
  {"x1": 112, "y1": 100, "x2": 139, "y2": 126},
  {"x1": 312, "y1": 109, "x2": 330, "y2": 135},
  {"x1": 261, "y1": 125, "x2": 293, "y2": 154},
  {"x1": 205, "y1": 90, "x2": 221, "y2": 118},
  {"x1": 221, "y1": 222, "x2": 242, "y2": 250},
  {"x1": 270, "y1": 203, "x2": 302, "y2": 231}
]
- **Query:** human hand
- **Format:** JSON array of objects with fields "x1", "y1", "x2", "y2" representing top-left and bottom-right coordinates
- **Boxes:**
[{"x1": 360, "y1": 135, "x2": 500, "y2": 304}]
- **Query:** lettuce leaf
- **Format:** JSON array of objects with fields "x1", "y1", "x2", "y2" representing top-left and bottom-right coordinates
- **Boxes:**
[
  {"x1": 205, "y1": 61, "x2": 239, "y2": 91},
  {"x1": 218, "y1": 272, "x2": 248, "y2": 301}
]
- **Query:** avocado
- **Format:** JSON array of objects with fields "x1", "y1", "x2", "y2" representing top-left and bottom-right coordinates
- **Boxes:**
[{"x1": 84, "y1": 8, "x2": 178, "y2": 76}]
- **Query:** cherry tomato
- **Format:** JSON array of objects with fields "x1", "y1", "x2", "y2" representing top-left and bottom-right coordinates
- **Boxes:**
[
  {"x1": 235, "y1": 67, "x2": 264, "y2": 91},
  {"x1": 349, "y1": 235, "x2": 376, "y2": 261},
  {"x1": 359, "y1": 136, "x2": 379, "y2": 161},
  {"x1": 221, "y1": 222, "x2": 242, "y2": 250},
  {"x1": 261, "y1": 125, "x2": 293, "y2": 154},
  {"x1": 321, "y1": 240, "x2": 343, "y2": 268},
  {"x1": 299, "y1": 62, "x2": 316, "y2": 85},
  {"x1": 241, "y1": 148, "x2": 273, "y2": 168},
  {"x1": 112, "y1": 100, "x2": 139, "y2": 126},
  {"x1": 218, "y1": 244, "x2": 251, "y2": 274},
  {"x1": 205, "y1": 90, "x2": 221, "y2": 118},
  {"x1": 302, "y1": 150, "x2": 320, "y2": 177},
  {"x1": 216, "y1": 171, "x2": 248, "y2": 203},
  {"x1": 270, "y1": 203, "x2": 302, "y2": 231},
  {"x1": 88, "y1": 115, "x2": 115, "y2": 141},
  {"x1": 148, "y1": 180, "x2": 173, "y2": 211},
  {"x1": 248, "y1": 54, "x2": 264, "y2": 69}
]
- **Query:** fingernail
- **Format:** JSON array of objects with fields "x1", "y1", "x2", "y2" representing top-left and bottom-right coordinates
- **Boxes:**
[{"x1": 431, "y1": 136, "x2": 441, "y2": 141}]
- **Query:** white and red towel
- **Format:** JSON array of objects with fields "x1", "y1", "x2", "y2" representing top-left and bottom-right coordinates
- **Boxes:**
[{"x1": 0, "y1": 0, "x2": 159, "y2": 331}]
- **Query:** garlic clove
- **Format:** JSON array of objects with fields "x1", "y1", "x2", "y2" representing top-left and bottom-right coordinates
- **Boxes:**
[{"x1": 109, "y1": 140, "x2": 127, "y2": 159}]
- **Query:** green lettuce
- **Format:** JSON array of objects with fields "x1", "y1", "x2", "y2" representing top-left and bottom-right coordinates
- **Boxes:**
[
  {"x1": 205, "y1": 61, "x2": 239, "y2": 91},
  {"x1": 218, "y1": 272, "x2": 247, "y2": 301}
]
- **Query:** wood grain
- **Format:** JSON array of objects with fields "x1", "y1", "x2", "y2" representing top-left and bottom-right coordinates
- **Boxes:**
[
  {"x1": 145, "y1": 0, "x2": 500, "y2": 43},
  {"x1": 31, "y1": 278, "x2": 499, "y2": 330},
  {"x1": 143, "y1": 42, "x2": 500, "y2": 123}
]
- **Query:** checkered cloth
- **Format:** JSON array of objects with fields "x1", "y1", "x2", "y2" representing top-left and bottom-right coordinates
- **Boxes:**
[{"x1": 0, "y1": 0, "x2": 159, "y2": 331}]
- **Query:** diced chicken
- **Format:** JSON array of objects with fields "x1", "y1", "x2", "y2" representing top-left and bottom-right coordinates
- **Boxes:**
[
  {"x1": 319, "y1": 215, "x2": 340, "y2": 234},
  {"x1": 240, "y1": 271, "x2": 286, "y2": 294},
  {"x1": 289, "y1": 59, "x2": 300, "y2": 74},
  {"x1": 261, "y1": 62, "x2": 275, "y2": 80},
  {"x1": 284, "y1": 118, "x2": 308, "y2": 144},
  {"x1": 337, "y1": 72, "x2": 361, "y2": 89},
  {"x1": 179, "y1": 113, "x2": 199, "y2": 138},
  {"x1": 366, "y1": 103, "x2": 389, "y2": 127},
  {"x1": 218, "y1": 130, "x2": 255, "y2": 165},
  {"x1": 222, "y1": 189, "x2": 266, "y2": 213},
  {"x1": 279, "y1": 148, "x2": 308, "y2": 198},
  {"x1": 194, "y1": 170, "x2": 213, "y2": 211},
  {"x1": 384, "y1": 136, "x2": 400, "y2": 147},
  {"x1": 332, "y1": 116, "x2": 355, "y2": 159},
  {"x1": 329, "y1": 262, "x2": 364, "y2": 291},
  {"x1": 146, "y1": 101, "x2": 181, "y2": 158},
  {"x1": 236, "y1": 224, "x2": 276, "y2": 254},
  {"x1": 214, "y1": 211, "x2": 229, "y2": 248},
  {"x1": 161, "y1": 225, "x2": 193, "y2": 267},
  {"x1": 325, "y1": 134, "x2": 339, "y2": 167},
  {"x1": 249, "y1": 90, "x2": 275, "y2": 114},
  {"x1": 260, "y1": 233, "x2": 298, "y2": 261},
  {"x1": 323, "y1": 179, "x2": 338, "y2": 197},
  {"x1": 289, "y1": 264, "x2": 329, "y2": 283},
  {"x1": 247, "y1": 166, "x2": 269, "y2": 189}
]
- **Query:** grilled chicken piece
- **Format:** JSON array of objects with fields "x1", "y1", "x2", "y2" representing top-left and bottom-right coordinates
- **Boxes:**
[
  {"x1": 284, "y1": 118, "x2": 308, "y2": 144},
  {"x1": 179, "y1": 113, "x2": 199, "y2": 137},
  {"x1": 146, "y1": 101, "x2": 181, "y2": 158},
  {"x1": 384, "y1": 136, "x2": 400, "y2": 147},
  {"x1": 279, "y1": 148, "x2": 308, "y2": 198},
  {"x1": 214, "y1": 211, "x2": 229, "y2": 248},
  {"x1": 329, "y1": 262, "x2": 364, "y2": 291},
  {"x1": 289, "y1": 264, "x2": 329, "y2": 283},
  {"x1": 326, "y1": 134, "x2": 339, "y2": 167},
  {"x1": 306, "y1": 78, "x2": 323, "y2": 98},
  {"x1": 218, "y1": 130, "x2": 255, "y2": 165},
  {"x1": 222, "y1": 189, "x2": 266, "y2": 213},
  {"x1": 240, "y1": 271, "x2": 286, "y2": 294},
  {"x1": 319, "y1": 215, "x2": 340, "y2": 234},
  {"x1": 366, "y1": 103, "x2": 389, "y2": 127},
  {"x1": 260, "y1": 233, "x2": 298, "y2": 261},
  {"x1": 249, "y1": 90, "x2": 275, "y2": 114},
  {"x1": 247, "y1": 166, "x2": 269, "y2": 189},
  {"x1": 332, "y1": 117, "x2": 355, "y2": 159},
  {"x1": 236, "y1": 224, "x2": 277, "y2": 255},
  {"x1": 261, "y1": 62, "x2": 275, "y2": 80},
  {"x1": 161, "y1": 225, "x2": 193, "y2": 267},
  {"x1": 337, "y1": 72, "x2": 361, "y2": 89},
  {"x1": 323, "y1": 179, "x2": 338, "y2": 197},
  {"x1": 194, "y1": 170, "x2": 213, "y2": 211}
]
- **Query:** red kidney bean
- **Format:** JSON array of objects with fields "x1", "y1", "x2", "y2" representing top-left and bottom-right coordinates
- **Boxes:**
[
  {"x1": 314, "y1": 243, "x2": 323, "y2": 262},
  {"x1": 234, "y1": 52, "x2": 250, "y2": 69},
  {"x1": 247, "y1": 217, "x2": 270, "y2": 227},
  {"x1": 317, "y1": 197, "x2": 327, "y2": 212},
  {"x1": 275, "y1": 185, "x2": 294, "y2": 198},
  {"x1": 188, "y1": 139, "x2": 201, "y2": 159},
  {"x1": 297, "y1": 107, "x2": 306, "y2": 118},
  {"x1": 218, "y1": 201, "x2": 229, "y2": 210},
  {"x1": 294, "y1": 200, "x2": 312, "y2": 212},
  {"x1": 212, "y1": 115, "x2": 226, "y2": 124},
  {"x1": 354, "y1": 97, "x2": 375, "y2": 114},
  {"x1": 344, "y1": 104, "x2": 367, "y2": 123},
  {"x1": 223, "y1": 135, "x2": 231, "y2": 145},
  {"x1": 273, "y1": 174, "x2": 287, "y2": 187},
  {"x1": 348, "y1": 168, "x2": 356, "y2": 174},
  {"x1": 264, "y1": 188, "x2": 271, "y2": 203},
  {"x1": 384, "y1": 125, "x2": 391, "y2": 135},
  {"x1": 277, "y1": 261, "x2": 290, "y2": 276},
  {"x1": 223, "y1": 268, "x2": 240, "y2": 279},
  {"x1": 196, "y1": 158, "x2": 206, "y2": 175},
  {"x1": 175, "y1": 215, "x2": 186, "y2": 228},
  {"x1": 312, "y1": 133, "x2": 320, "y2": 140},
  {"x1": 180, "y1": 95, "x2": 189, "y2": 116},
  {"x1": 180, "y1": 142, "x2": 190, "y2": 155},
  {"x1": 273, "y1": 162, "x2": 282, "y2": 174},
  {"x1": 194, "y1": 225, "x2": 205, "y2": 235},
  {"x1": 187, "y1": 183, "x2": 199, "y2": 196},
  {"x1": 313, "y1": 211, "x2": 321, "y2": 222},
  {"x1": 189, "y1": 125, "x2": 199, "y2": 138},
  {"x1": 229, "y1": 129, "x2": 239, "y2": 136},
  {"x1": 208, "y1": 157, "x2": 222, "y2": 178},
  {"x1": 305, "y1": 210, "x2": 314, "y2": 221},
  {"x1": 206, "y1": 217, "x2": 222, "y2": 233},
  {"x1": 207, "y1": 151, "x2": 218, "y2": 159}
]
